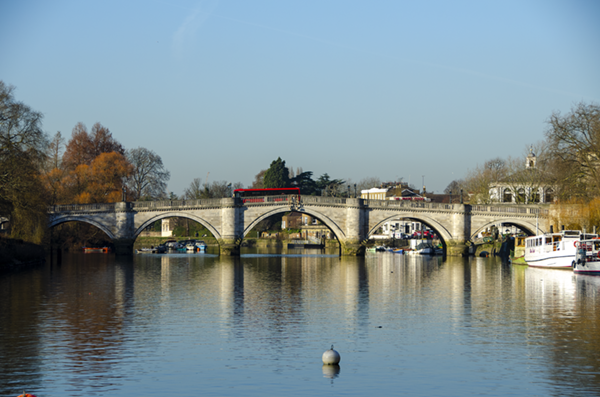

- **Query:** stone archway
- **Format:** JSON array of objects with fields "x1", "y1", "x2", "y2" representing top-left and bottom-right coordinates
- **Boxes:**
[
  {"x1": 367, "y1": 214, "x2": 454, "y2": 255},
  {"x1": 368, "y1": 214, "x2": 453, "y2": 246},
  {"x1": 470, "y1": 218, "x2": 542, "y2": 241},
  {"x1": 48, "y1": 216, "x2": 117, "y2": 241},
  {"x1": 244, "y1": 208, "x2": 346, "y2": 240},
  {"x1": 134, "y1": 211, "x2": 222, "y2": 241},
  {"x1": 242, "y1": 207, "x2": 350, "y2": 254}
]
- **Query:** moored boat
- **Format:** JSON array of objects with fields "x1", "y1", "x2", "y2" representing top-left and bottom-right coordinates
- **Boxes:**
[
  {"x1": 136, "y1": 245, "x2": 166, "y2": 254},
  {"x1": 83, "y1": 246, "x2": 112, "y2": 253},
  {"x1": 511, "y1": 235, "x2": 526, "y2": 264},
  {"x1": 524, "y1": 230, "x2": 596, "y2": 269},
  {"x1": 574, "y1": 239, "x2": 600, "y2": 275}
]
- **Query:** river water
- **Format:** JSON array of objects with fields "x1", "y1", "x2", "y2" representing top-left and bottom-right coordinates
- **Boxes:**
[{"x1": 1, "y1": 249, "x2": 600, "y2": 397}]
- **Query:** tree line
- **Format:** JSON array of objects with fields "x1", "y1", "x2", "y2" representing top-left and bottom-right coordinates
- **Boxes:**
[
  {"x1": 251, "y1": 157, "x2": 350, "y2": 197},
  {"x1": 1, "y1": 81, "x2": 171, "y2": 245},
  {"x1": 447, "y1": 102, "x2": 600, "y2": 205},
  {"x1": 447, "y1": 102, "x2": 600, "y2": 230}
]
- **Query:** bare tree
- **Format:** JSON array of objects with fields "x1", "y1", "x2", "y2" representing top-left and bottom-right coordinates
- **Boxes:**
[
  {"x1": 252, "y1": 169, "x2": 266, "y2": 188},
  {"x1": 206, "y1": 180, "x2": 232, "y2": 198},
  {"x1": 126, "y1": 147, "x2": 170, "y2": 201},
  {"x1": 184, "y1": 178, "x2": 203, "y2": 199},
  {"x1": 0, "y1": 81, "x2": 47, "y2": 161},
  {"x1": 463, "y1": 157, "x2": 509, "y2": 204},
  {"x1": 444, "y1": 179, "x2": 464, "y2": 194},
  {"x1": 355, "y1": 177, "x2": 382, "y2": 195},
  {"x1": 0, "y1": 81, "x2": 49, "y2": 243},
  {"x1": 45, "y1": 131, "x2": 64, "y2": 171},
  {"x1": 545, "y1": 102, "x2": 600, "y2": 199}
]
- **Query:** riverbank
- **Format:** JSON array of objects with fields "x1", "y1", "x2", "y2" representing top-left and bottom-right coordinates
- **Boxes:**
[
  {"x1": 134, "y1": 236, "x2": 341, "y2": 250},
  {"x1": 0, "y1": 237, "x2": 45, "y2": 274}
]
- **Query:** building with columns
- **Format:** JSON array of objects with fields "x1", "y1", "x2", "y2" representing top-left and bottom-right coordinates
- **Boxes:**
[{"x1": 489, "y1": 149, "x2": 556, "y2": 204}]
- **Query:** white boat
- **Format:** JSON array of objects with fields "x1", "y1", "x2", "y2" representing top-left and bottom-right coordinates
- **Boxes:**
[
  {"x1": 136, "y1": 245, "x2": 166, "y2": 254},
  {"x1": 524, "y1": 230, "x2": 596, "y2": 269},
  {"x1": 185, "y1": 243, "x2": 196, "y2": 251},
  {"x1": 413, "y1": 242, "x2": 435, "y2": 255},
  {"x1": 195, "y1": 240, "x2": 207, "y2": 251},
  {"x1": 574, "y1": 239, "x2": 600, "y2": 275}
]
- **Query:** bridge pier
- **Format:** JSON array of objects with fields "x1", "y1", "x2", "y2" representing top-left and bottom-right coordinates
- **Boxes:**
[
  {"x1": 219, "y1": 238, "x2": 241, "y2": 256},
  {"x1": 446, "y1": 240, "x2": 469, "y2": 256},
  {"x1": 340, "y1": 239, "x2": 365, "y2": 256},
  {"x1": 113, "y1": 238, "x2": 135, "y2": 255},
  {"x1": 220, "y1": 198, "x2": 242, "y2": 256},
  {"x1": 342, "y1": 199, "x2": 366, "y2": 256}
]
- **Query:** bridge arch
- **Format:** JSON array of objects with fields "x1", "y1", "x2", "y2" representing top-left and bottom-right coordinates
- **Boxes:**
[
  {"x1": 470, "y1": 218, "x2": 543, "y2": 240},
  {"x1": 134, "y1": 211, "x2": 222, "y2": 240},
  {"x1": 243, "y1": 207, "x2": 347, "y2": 241},
  {"x1": 48, "y1": 216, "x2": 117, "y2": 240},
  {"x1": 367, "y1": 213, "x2": 453, "y2": 246}
]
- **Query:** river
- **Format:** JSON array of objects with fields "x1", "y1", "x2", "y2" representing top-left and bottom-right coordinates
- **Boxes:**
[{"x1": 1, "y1": 249, "x2": 600, "y2": 396}]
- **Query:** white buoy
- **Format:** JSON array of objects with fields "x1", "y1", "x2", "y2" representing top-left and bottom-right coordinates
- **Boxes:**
[{"x1": 322, "y1": 345, "x2": 341, "y2": 365}]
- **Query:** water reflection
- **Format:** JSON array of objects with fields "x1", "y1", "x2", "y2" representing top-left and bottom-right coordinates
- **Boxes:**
[
  {"x1": 1, "y1": 252, "x2": 600, "y2": 396},
  {"x1": 322, "y1": 364, "x2": 340, "y2": 379}
]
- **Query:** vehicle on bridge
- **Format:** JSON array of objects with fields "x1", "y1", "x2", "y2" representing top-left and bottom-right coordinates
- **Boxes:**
[{"x1": 233, "y1": 188, "x2": 301, "y2": 203}]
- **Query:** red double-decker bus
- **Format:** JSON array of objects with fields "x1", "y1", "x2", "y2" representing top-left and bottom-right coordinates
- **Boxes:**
[{"x1": 233, "y1": 188, "x2": 301, "y2": 203}]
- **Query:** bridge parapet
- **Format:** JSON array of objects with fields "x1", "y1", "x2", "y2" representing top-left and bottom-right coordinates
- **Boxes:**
[
  {"x1": 366, "y1": 200, "x2": 456, "y2": 211},
  {"x1": 471, "y1": 204, "x2": 549, "y2": 216},
  {"x1": 301, "y1": 196, "x2": 347, "y2": 205},
  {"x1": 48, "y1": 203, "x2": 117, "y2": 213},
  {"x1": 130, "y1": 198, "x2": 223, "y2": 210}
]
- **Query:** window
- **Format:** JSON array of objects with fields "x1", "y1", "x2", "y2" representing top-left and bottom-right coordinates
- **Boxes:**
[
  {"x1": 545, "y1": 189, "x2": 554, "y2": 203},
  {"x1": 503, "y1": 189, "x2": 512, "y2": 203},
  {"x1": 517, "y1": 189, "x2": 526, "y2": 203}
]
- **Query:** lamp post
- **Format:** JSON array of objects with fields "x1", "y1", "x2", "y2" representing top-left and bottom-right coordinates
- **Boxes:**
[{"x1": 354, "y1": 184, "x2": 357, "y2": 198}]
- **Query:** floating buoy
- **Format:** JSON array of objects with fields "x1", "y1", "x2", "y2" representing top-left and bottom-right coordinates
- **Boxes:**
[{"x1": 322, "y1": 345, "x2": 341, "y2": 365}]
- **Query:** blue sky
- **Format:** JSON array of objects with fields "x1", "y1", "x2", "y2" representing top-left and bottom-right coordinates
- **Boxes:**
[{"x1": 1, "y1": 0, "x2": 599, "y2": 195}]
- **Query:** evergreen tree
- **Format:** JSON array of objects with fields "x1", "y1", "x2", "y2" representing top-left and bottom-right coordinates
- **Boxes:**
[
  {"x1": 263, "y1": 157, "x2": 290, "y2": 188},
  {"x1": 290, "y1": 171, "x2": 318, "y2": 195}
]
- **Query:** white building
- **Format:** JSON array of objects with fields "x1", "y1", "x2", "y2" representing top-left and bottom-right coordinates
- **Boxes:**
[{"x1": 488, "y1": 149, "x2": 556, "y2": 204}]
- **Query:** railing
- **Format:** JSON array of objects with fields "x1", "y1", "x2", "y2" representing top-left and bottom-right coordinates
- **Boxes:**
[
  {"x1": 48, "y1": 203, "x2": 116, "y2": 212},
  {"x1": 47, "y1": 197, "x2": 550, "y2": 217},
  {"x1": 366, "y1": 200, "x2": 455, "y2": 210},
  {"x1": 472, "y1": 205, "x2": 549, "y2": 216},
  {"x1": 131, "y1": 199, "x2": 222, "y2": 209},
  {"x1": 301, "y1": 196, "x2": 347, "y2": 205}
]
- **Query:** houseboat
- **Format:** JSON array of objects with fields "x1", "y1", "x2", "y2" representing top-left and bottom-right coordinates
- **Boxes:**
[
  {"x1": 574, "y1": 239, "x2": 600, "y2": 275},
  {"x1": 524, "y1": 230, "x2": 596, "y2": 269}
]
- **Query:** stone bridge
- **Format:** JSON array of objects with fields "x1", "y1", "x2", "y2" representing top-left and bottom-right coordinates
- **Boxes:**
[{"x1": 47, "y1": 196, "x2": 550, "y2": 256}]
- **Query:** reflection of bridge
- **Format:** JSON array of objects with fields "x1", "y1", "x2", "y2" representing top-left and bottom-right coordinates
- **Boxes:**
[{"x1": 47, "y1": 196, "x2": 550, "y2": 256}]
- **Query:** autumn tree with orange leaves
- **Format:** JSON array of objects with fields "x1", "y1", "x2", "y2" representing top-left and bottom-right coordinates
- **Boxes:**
[
  {"x1": 75, "y1": 152, "x2": 133, "y2": 204},
  {"x1": 43, "y1": 122, "x2": 133, "y2": 204}
]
